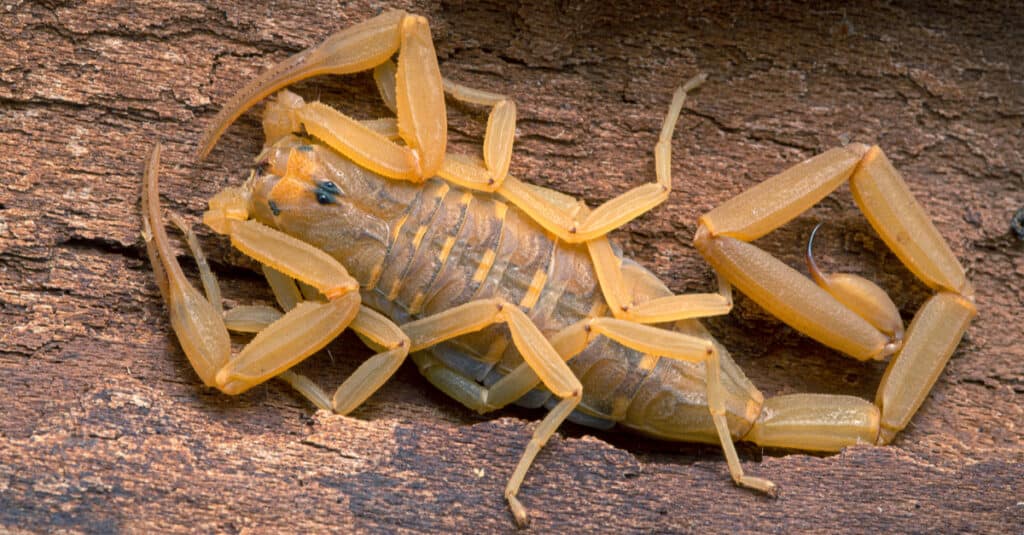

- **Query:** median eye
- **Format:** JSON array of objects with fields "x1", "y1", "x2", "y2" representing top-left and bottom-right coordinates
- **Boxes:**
[{"x1": 315, "y1": 180, "x2": 341, "y2": 205}]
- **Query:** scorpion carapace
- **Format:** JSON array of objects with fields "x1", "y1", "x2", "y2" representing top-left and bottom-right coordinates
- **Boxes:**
[{"x1": 144, "y1": 9, "x2": 975, "y2": 528}]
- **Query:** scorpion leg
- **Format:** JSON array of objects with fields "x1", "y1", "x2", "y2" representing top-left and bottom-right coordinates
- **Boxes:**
[
  {"x1": 372, "y1": 59, "x2": 399, "y2": 114},
  {"x1": 144, "y1": 144, "x2": 362, "y2": 395},
  {"x1": 263, "y1": 265, "x2": 303, "y2": 310},
  {"x1": 695, "y1": 144, "x2": 976, "y2": 445},
  {"x1": 433, "y1": 78, "x2": 517, "y2": 188},
  {"x1": 478, "y1": 76, "x2": 732, "y2": 323},
  {"x1": 416, "y1": 312, "x2": 775, "y2": 504},
  {"x1": 198, "y1": 10, "x2": 407, "y2": 159},
  {"x1": 401, "y1": 299, "x2": 582, "y2": 528},
  {"x1": 550, "y1": 318, "x2": 776, "y2": 494},
  {"x1": 222, "y1": 305, "x2": 283, "y2": 333},
  {"x1": 442, "y1": 79, "x2": 516, "y2": 185},
  {"x1": 491, "y1": 74, "x2": 707, "y2": 243},
  {"x1": 510, "y1": 182, "x2": 733, "y2": 324},
  {"x1": 372, "y1": 72, "x2": 704, "y2": 240},
  {"x1": 587, "y1": 235, "x2": 734, "y2": 323}
]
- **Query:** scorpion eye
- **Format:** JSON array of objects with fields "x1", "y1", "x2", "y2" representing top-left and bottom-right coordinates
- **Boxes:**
[
  {"x1": 320, "y1": 181, "x2": 341, "y2": 195},
  {"x1": 314, "y1": 180, "x2": 340, "y2": 205}
]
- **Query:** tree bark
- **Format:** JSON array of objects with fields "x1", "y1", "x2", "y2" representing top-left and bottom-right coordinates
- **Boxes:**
[{"x1": 1, "y1": 1, "x2": 1021, "y2": 532}]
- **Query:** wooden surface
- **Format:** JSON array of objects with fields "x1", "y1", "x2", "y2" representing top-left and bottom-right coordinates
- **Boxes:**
[{"x1": 2, "y1": 1, "x2": 1022, "y2": 532}]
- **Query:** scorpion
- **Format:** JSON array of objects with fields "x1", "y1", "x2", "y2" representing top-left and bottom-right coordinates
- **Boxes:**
[{"x1": 141, "y1": 11, "x2": 976, "y2": 527}]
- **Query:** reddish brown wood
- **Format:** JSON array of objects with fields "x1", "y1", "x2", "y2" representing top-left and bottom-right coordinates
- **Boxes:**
[{"x1": 1, "y1": 1, "x2": 1021, "y2": 532}]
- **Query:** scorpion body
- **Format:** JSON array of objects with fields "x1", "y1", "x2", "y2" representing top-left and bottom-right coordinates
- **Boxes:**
[
  {"x1": 145, "y1": 10, "x2": 974, "y2": 527},
  {"x1": 252, "y1": 135, "x2": 762, "y2": 443}
]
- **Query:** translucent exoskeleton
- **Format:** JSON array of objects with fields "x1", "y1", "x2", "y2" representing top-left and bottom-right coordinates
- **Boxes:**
[{"x1": 142, "y1": 10, "x2": 975, "y2": 528}]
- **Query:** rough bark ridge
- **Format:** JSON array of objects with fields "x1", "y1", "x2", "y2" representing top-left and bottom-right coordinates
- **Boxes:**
[{"x1": 1, "y1": 1, "x2": 1021, "y2": 532}]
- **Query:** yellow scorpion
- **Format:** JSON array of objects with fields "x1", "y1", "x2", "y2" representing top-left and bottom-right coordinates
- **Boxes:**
[{"x1": 141, "y1": 11, "x2": 976, "y2": 527}]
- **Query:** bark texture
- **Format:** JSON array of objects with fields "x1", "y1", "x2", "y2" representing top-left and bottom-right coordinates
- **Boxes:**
[{"x1": 1, "y1": 1, "x2": 1021, "y2": 532}]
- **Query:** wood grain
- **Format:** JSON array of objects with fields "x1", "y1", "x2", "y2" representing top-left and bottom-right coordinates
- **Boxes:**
[{"x1": 1, "y1": 1, "x2": 1021, "y2": 532}]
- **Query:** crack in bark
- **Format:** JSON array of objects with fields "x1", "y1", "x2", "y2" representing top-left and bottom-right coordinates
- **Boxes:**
[{"x1": 61, "y1": 236, "x2": 143, "y2": 260}]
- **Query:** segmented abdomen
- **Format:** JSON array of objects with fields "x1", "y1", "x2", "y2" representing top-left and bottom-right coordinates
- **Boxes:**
[{"x1": 360, "y1": 177, "x2": 662, "y2": 428}]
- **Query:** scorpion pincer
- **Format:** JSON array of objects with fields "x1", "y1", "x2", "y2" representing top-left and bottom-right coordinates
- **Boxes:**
[{"x1": 142, "y1": 10, "x2": 975, "y2": 527}]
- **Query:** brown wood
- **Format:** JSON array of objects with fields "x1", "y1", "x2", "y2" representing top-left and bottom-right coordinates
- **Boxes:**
[{"x1": 1, "y1": 1, "x2": 1021, "y2": 532}]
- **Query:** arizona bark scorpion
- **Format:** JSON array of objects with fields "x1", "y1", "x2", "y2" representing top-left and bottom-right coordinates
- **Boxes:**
[{"x1": 141, "y1": 10, "x2": 976, "y2": 527}]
